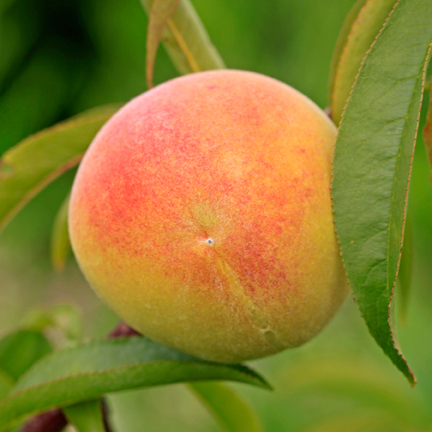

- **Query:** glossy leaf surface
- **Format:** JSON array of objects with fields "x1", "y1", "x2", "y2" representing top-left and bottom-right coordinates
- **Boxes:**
[{"x1": 332, "y1": 0, "x2": 432, "y2": 384}]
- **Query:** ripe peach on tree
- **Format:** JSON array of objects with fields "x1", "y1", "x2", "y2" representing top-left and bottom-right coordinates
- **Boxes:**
[
  {"x1": 69, "y1": 70, "x2": 348, "y2": 362},
  {"x1": 0, "y1": 0, "x2": 429, "y2": 429}
]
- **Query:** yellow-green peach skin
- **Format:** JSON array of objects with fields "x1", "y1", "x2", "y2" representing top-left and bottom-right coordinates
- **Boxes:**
[{"x1": 69, "y1": 70, "x2": 348, "y2": 363}]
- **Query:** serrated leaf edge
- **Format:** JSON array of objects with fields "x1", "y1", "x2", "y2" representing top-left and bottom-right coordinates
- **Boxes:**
[{"x1": 331, "y1": 0, "x2": 432, "y2": 385}]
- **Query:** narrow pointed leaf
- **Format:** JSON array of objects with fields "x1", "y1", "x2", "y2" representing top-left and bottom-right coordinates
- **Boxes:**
[
  {"x1": 189, "y1": 382, "x2": 263, "y2": 432},
  {"x1": 0, "y1": 103, "x2": 122, "y2": 233},
  {"x1": 328, "y1": 0, "x2": 368, "y2": 102},
  {"x1": 0, "y1": 330, "x2": 52, "y2": 382},
  {"x1": 397, "y1": 214, "x2": 413, "y2": 324},
  {"x1": 146, "y1": 0, "x2": 181, "y2": 89},
  {"x1": 50, "y1": 193, "x2": 71, "y2": 272},
  {"x1": 422, "y1": 80, "x2": 432, "y2": 181},
  {"x1": 64, "y1": 400, "x2": 105, "y2": 432},
  {"x1": 140, "y1": 0, "x2": 225, "y2": 76},
  {"x1": 332, "y1": 0, "x2": 432, "y2": 384},
  {"x1": 0, "y1": 337, "x2": 269, "y2": 430},
  {"x1": 330, "y1": 0, "x2": 397, "y2": 125}
]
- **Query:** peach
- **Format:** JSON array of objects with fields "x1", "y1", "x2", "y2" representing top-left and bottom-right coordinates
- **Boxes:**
[{"x1": 69, "y1": 70, "x2": 348, "y2": 363}]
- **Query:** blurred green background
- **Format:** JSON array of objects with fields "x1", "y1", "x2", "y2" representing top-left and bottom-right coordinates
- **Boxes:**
[{"x1": 1, "y1": 0, "x2": 431, "y2": 431}]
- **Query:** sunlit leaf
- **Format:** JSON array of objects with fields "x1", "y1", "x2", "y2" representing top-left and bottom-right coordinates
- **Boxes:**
[
  {"x1": 0, "y1": 104, "x2": 121, "y2": 233},
  {"x1": 50, "y1": 193, "x2": 71, "y2": 272},
  {"x1": 189, "y1": 382, "x2": 263, "y2": 432},
  {"x1": 332, "y1": 0, "x2": 432, "y2": 384},
  {"x1": 0, "y1": 336, "x2": 269, "y2": 430},
  {"x1": 140, "y1": 0, "x2": 225, "y2": 76},
  {"x1": 0, "y1": 330, "x2": 52, "y2": 382},
  {"x1": 330, "y1": 0, "x2": 397, "y2": 125},
  {"x1": 146, "y1": 0, "x2": 181, "y2": 88},
  {"x1": 64, "y1": 400, "x2": 105, "y2": 432},
  {"x1": 422, "y1": 79, "x2": 432, "y2": 181}
]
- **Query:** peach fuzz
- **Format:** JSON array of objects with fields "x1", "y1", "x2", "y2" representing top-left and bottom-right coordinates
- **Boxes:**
[{"x1": 69, "y1": 70, "x2": 348, "y2": 363}]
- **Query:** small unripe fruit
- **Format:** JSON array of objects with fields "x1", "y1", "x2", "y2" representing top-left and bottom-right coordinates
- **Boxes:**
[{"x1": 69, "y1": 70, "x2": 348, "y2": 363}]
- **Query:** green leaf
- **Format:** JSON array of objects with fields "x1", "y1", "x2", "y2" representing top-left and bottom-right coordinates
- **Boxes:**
[
  {"x1": 330, "y1": 0, "x2": 397, "y2": 125},
  {"x1": 50, "y1": 193, "x2": 71, "y2": 272},
  {"x1": 0, "y1": 103, "x2": 122, "y2": 233},
  {"x1": 0, "y1": 337, "x2": 269, "y2": 430},
  {"x1": 422, "y1": 78, "x2": 432, "y2": 181},
  {"x1": 140, "y1": 0, "x2": 225, "y2": 76},
  {"x1": 0, "y1": 369, "x2": 13, "y2": 400},
  {"x1": 332, "y1": 0, "x2": 432, "y2": 384},
  {"x1": 146, "y1": 0, "x2": 181, "y2": 88},
  {"x1": 0, "y1": 330, "x2": 52, "y2": 382},
  {"x1": 328, "y1": 0, "x2": 368, "y2": 103},
  {"x1": 189, "y1": 382, "x2": 263, "y2": 432},
  {"x1": 397, "y1": 214, "x2": 413, "y2": 324},
  {"x1": 64, "y1": 400, "x2": 106, "y2": 432}
]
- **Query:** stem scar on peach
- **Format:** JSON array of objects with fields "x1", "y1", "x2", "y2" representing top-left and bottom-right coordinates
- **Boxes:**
[{"x1": 69, "y1": 70, "x2": 349, "y2": 363}]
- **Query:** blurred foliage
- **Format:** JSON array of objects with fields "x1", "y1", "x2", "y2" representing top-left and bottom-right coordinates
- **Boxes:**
[{"x1": 1, "y1": 0, "x2": 432, "y2": 431}]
